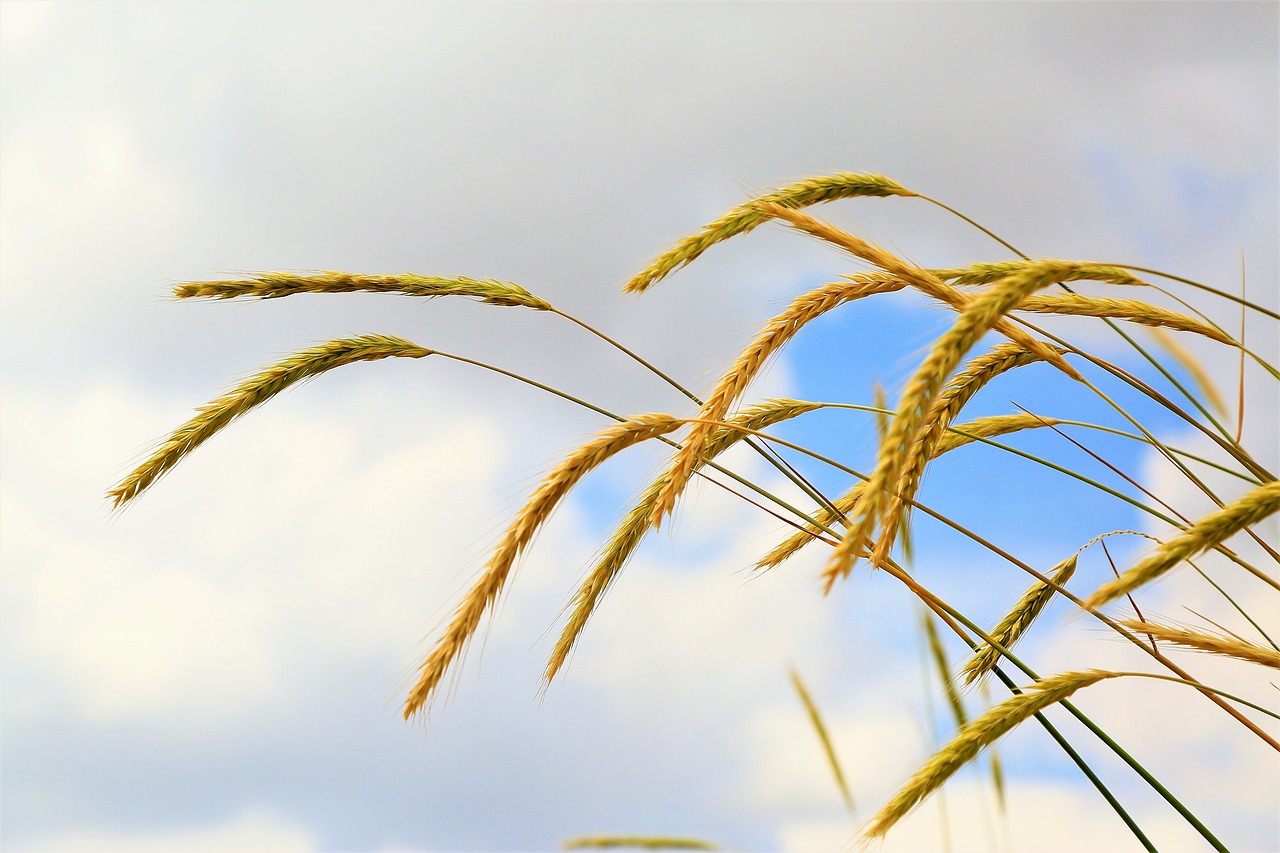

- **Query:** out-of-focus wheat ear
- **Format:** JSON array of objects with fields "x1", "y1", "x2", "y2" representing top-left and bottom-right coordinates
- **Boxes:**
[
  {"x1": 1146, "y1": 327, "x2": 1231, "y2": 420},
  {"x1": 1083, "y1": 481, "x2": 1280, "y2": 611},
  {"x1": 623, "y1": 173, "x2": 914, "y2": 294},
  {"x1": 1117, "y1": 619, "x2": 1280, "y2": 669},
  {"x1": 106, "y1": 335, "x2": 434, "y2": 509},
  {"x1": 404, "y1": 413, "x2": 684, "y2": 719},
  {"x1": 934, "y1": 261, "x2": 1144, "y2": 287},
  {"x1": 1015, "y1": 294, "x2": 1234, "y2": 344},
  {"x1": 561, "y1": 836, "x2": 720, "y2": 850},
  {"x1": 174, "y1": 271, "x2": 553, "y2": 310},
  {"x1": 826, "y1": 260, "x2": 1084, "y2": 588},
  {"x1": 648, "y1": 273, "x2": 903, "y2": 533},
  {"x1": 861, "y1": 670, "x2": 1122, "y2": 842},
  {"x1": 545, "y1": 400, "x2": 821, "y2": 686},
  {"x1": 961, "y1": 555, "x2": 1079, "y2": 687},
  {"x1": 790, "y1": 667, "x2": 856, "y2": 815},
  {"x1": 757, "y1": 203, "x2": 1079, "y2": 379}
]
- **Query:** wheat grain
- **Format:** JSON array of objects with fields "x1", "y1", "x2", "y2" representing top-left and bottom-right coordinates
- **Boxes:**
[
  {"x1": 961, "y1": 555, "x2": 1080, "y2": 687},
  {"x1": 545, "y1": 400, "x2": 822, "y2": 686},
  {"x1": 1083, "y1": 480, "x2": 1280, "y2": 610},
  {"x1": 404, "y1": 414, "x2": 684, "y2": 719},
  {"x1": 175, "y1": 271, "x2": 553, "y2": 310},
  {"x1": 861, "y1": 670, "x2": 1122, "y2": 841},
  {"x1": 106, "y1": 335, "x2": 434, "y2": 509},
  {"x1": 624, "y1": 173, "x2": 914, "y2": 294}
]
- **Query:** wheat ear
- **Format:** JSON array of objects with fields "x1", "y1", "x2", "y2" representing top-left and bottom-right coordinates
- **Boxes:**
[
  {"x1": 1146, "y1": 327, "x2": 1231, "y2": 420},
  {"x1": 107, "y1": 334, "x2": 434, "y2": 509},
  {"x1": 861, "y1": 670, "x2": 1122, "y2": 841},
  {"x1": 1015, "y1": 294, "x2": 1234, "y2": 344},
  {"x1": 1083, "y1": 480, "x2": 1280, "y2": 610},
  {"x1": 175, "y1": 271, "x2": 552, "y2": 310},
  {"x1": 933, "y1": 261, "x2": 1143, "y2": 287},
  {"x1": 403, "y1": 414, "x2": 684, "y2": 719},
  {"x1": 624, "y1": 173, "x2": 914, "y2": 294},
  {"x1": 545, "y1": 400, "x2": 822, "y2": 686},
  {"x1": 757, "y1": 203, "x2": 1078, "y2": 378},
  {"x1": 1115, "y1": 620, "x2": 1280, "y2": 669},
  {"x1": 790, "y1": 667, "x2": 855, "y2": 815},
  {"x1": 828, "y1": 260, "x2": 1084, "y2": 589},
  {"x1": 961, "y1": 555, "x2": 1080, "y2": 687},
  {"x1": 561, "y1": 836, "x2": 719, "y2": 850},
  {"x1": 648, "y1": 273, "x2": 903, "y2": 531}
]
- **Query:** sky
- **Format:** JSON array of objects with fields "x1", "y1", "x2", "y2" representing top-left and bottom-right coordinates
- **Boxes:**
[{"x1": 1, "y1": 2, "x2": 1277, "y2": 851}]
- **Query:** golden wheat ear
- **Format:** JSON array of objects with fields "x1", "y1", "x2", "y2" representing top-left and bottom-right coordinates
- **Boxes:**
[
  {"x1": 624, "y1": 172, "x2": 915, "y2": 294},
  {"x1": 175, "y1": 271, "x2": 553, "y2": 310},
  {"x1": 107, "y1": 335, "x2": 434, "y2": 509}
]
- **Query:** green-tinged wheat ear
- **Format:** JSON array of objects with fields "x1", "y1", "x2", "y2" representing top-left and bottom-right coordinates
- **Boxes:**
[
  {"x1": 175, "y1": 271, "x2": 553, "y2": 310},
  {"x1": 545, "y1": 400, "x2": 822, "y2": 686},
  {"x1": 106, "y1": 334, "x2": 434, "y2": 509},
  {"x1": 961, "y1": 555, "x2": 1079, "y2": 687},
  {"x1": 1117, "y1": 619, "x2": 1280, "y2": 669},
  {"x1": 757, "y1": 203, "x2": 1077, "y2": 378},
  {"x1": 404, "y1": 414, "x2": 685, "y2": 720},
  {"x1": 861, "y1": 670, "x2": 1123, "y2": 841},
  {"x1": 1083, "y1": 481, "x2": 1280, "y2": 610},
  {"x1": 648, "y1": 272, "x2": 904, "y2": 532},
  {"x1": 1146, "y1": 327, "x2": 1231, "y2": 420},
  {"x1": 1014, "y1": 294, "x2": 1234, "y2": 344},
  {"x1": 561, "y1": 836, "x2": 719, "y2": 850},
  {"x1": 933, "y1": 261, "x2": 1144, "y2": 287},
  {"x1": 827, "y1": 260, "x2": 1085, "y2": 589},
  {"x1": 623, "y1": 173, "x2": 915, "y2": 294},
  {"x1": 790, "y1": 667, "x2": 855, "y2": 815}
]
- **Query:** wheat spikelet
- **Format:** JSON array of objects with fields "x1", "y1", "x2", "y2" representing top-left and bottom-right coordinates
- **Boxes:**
[
  {"x1": 1015, "y1": 294, "x2": 1234, "y2": 344},
  {"x1": 827, "y1": 260, "x2": 1084, "y2": 589},
  {"x1": 175, "y1": 271, "x2": 553, "y2": 310},
  {"x1": 961, "y1": 555, "x2": 1080, "y2": 687},
  {"x1": 545, "y1": 400, "x2": 822, "y2": 686},
  {"x1": 623, "y1": 173, "x2": 914, "y2": 294},
  {"x1": 1083, "y1": 480, "x2": 1280, "y2": 610},
  {"x1": 403, "y1": 414, "x2": 684, "y2": 719},
  {"x1": 561, "y1": 837, "x2": 719, "y2": 850},
  {"x1": 757, "y1": 203, "x2": 1078, "y2": 379},
  {"x1": 790, "y1": 667, "x2": 855, "y2": 814},
  {"x1": 648, "y1": 273, "x2": 904, "y2": 532},
  {"x1": 861, "y1": 670, "x2": 1122, "y2": 841},
  {"x1": 106, "y1": 335, "x2": 434, "y2": 509},
  {"x1": 1147, "y1": 327, "x2": 1230, "y2": 419},
  {"x1": 934, "y1": 261, "x2": 1143, "y2": 287},
  {"x1": 932, "y1": 413, "x2": 1062, "y2": 456},
  {"x1": 1116, "y1": 619, "x2": 1280, "y2": 669}
]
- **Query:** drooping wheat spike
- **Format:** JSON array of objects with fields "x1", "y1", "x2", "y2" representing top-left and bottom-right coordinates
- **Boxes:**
[
  {"x1": 933, "y1": 261, "x2": 1143, "y2": 287},
  {"x1": 545, "y1": 400, "x2": 822, "y2": 686},
  {"x1": 828, "y1": 260, "x2": 1085, "y2": 588},
  {"x1": 1146, "y1": 327, "x2": 1231, "y2": 420},
  {"x1": 961, "y1": 555, "x2": 1080, "y2": 687},
  {"x1": 1083, "y1": 480, "x2": 1280, "y2": 610},
  {"x1": 107, "y1": 334, "x2": 435, "y2": 509},
  {"x1": 790, "y1": 667, "x2": 855, "y2": 815},
  {"x1": 1015, "y1": 294, "x2": 1234, "y2": 344},
  {"x1": 931, "y1": 413, "x2": 1062, "y2": 456},
  {"x1": 175, "y1": 271, "x2": 553, "y2": 311},
  {"x1": 648, "y1": 272, "x2": 904, "y2": 532},
  {"x1": 922, "y1": 610, "x2": 968, "y2": 728},
  {"x1": 1117, "y1": 619, "x2": 1280, "y2": 669},
  {"x1": 404, "y1": 414, "x2": 685, "y2": 719},
  {"x1": 624, "y1": 173, "x2": 915, "y2": 294},
  {"x1": 561, "y1": 836, "x2": 719, "y2": 851},
  {"x1": 757, "y1": 203, "x2": 1078, "y2": 378},
  {"x1": 861, "y1": 670, "x2": 1123, "y2": 841}
]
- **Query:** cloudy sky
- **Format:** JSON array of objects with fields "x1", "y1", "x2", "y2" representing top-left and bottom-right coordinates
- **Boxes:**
[{"x1": 2, "y1": 2, "x2": 1277, "y2": 851}]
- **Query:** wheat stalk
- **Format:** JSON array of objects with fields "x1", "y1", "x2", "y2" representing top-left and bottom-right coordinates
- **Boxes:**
[
  {"x1": 403, "y1": 414, "x2": 685, "y2": 719},
  {"x1": 174, "y1": 271, "x2": 553, "y2": 310},
  {"x1": 1083, "y1": 480, "x2": 1280, "y2": 610},
  {"x1": 545, "y1": 400, "x2": 822, "y2": 686},
  {"x1": 107, "y1": 334, "x2": 434, "y2": 509},
  {"x1": 624, "y1": 173, "x2": 915, "y2": 294},
  {"x1": 960, "y1": 555, "x2": 1080, "y2": 687},
  {"x1": 861, "y1": 670, "x2": 1123, "y2": 841},
  {"x1": 648, "y1": 273, "x2": 903, "y2": 532}
]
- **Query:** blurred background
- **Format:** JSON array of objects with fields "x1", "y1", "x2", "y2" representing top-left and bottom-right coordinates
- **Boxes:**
[{"x1": 2, "y1": 2, "x2": 1276, "y2": 850}]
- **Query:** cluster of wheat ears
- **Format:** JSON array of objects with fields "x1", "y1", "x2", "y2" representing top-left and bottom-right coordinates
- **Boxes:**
[{"x1": 110, "y1": 173, "x2": 1278, "y2": 851}]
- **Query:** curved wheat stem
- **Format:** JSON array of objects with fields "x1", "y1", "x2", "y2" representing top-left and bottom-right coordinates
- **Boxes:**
[{"x1": 107, "y1": 334, "x2": 434, "y2": 509}]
